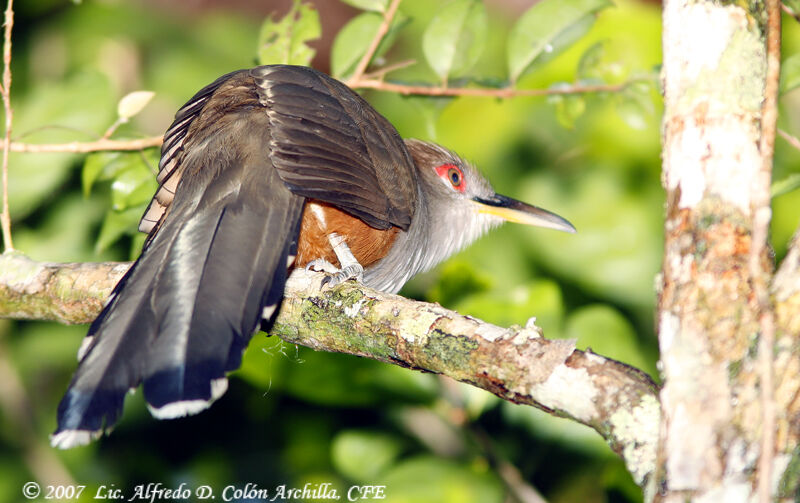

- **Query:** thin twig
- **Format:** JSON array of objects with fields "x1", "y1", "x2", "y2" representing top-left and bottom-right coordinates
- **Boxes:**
[
  {"x1": 6, "y1": 77, "x2": 645, "y2": 158},
  {"x1": 10, "y1": 136, "x2": 163, "y2": 153},
  {"x1": 0, "y1": 0, "x2": 13, "y2": 251},
  {"x1": 350, "y1": 78, "x2": 640, "y2": 97},
  {"x1": 360, "y1": 59, "x2": 416, "y2": 81},
  {"x1": 777, "y1": 128, "x2": 800, "y2": 151},
  {"x1": 756, "y1": 1, "x2": 780, "y2": 501},
  {"x1": 346, "y1": 0, "x2": 403, "y2": 85},
  {"x1": 100, "y1": 117, "x2": 124, "y2": 140},
  {"x1": 782, "y1": 2, "x2": 800, "y2": 23},
  {"x1": 5, "y1": 78, "x2": 640, "y2": 155}
]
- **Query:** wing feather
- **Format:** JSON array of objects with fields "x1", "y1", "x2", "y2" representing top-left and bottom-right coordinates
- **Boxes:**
[{"x1": 254, "y1": 65, "x2": 417, "y2": 231}]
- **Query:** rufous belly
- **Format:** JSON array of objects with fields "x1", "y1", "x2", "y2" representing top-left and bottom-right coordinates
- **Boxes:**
[{"x1": 294, "y1": 200, "x2": 400, "y2": 269}]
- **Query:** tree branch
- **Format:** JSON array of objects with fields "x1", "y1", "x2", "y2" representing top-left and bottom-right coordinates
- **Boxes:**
[
  {"x1": 4, "y1": 77, "x2": 644, "y2": 155},
  {"x1": 346, "y1": 78, "x2": 641, "y2": 97},
  {"x1": 659, "y1": 1, "x2": 797, "y2": 500},
  {"x1": 9, "y1": 136, "x2": 163, "y2": 154},
  {"x1": 777, "y1": 128, "x2": 800, "y2": 152},
  {"x1": 755, "y1": 1, "x2": 781, "y2": 500},
  {"x1": 347, "y1": 0, "x2": 403, "y2": 84},
  {"x1": 0, "y1": 251, "x2": 660, "y2": 489}
]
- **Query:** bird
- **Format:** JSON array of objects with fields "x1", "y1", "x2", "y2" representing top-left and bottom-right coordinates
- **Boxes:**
[{"x1": 51, "y1": 65, "x2": 575, "y2": 449}]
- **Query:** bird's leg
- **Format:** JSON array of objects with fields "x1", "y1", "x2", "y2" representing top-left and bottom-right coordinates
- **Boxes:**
[
  {"x1": 301, "y1": 202, "x2": 363, "y2": 287},
  {"x1": 319, "y1": 232, "x2": 364, "y2": 287}
]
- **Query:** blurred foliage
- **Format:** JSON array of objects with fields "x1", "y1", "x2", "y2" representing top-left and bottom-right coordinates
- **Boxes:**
[
  {"x1": 332, "y1": 11, "x2": 409, "y2": 78},
  {"x1": 258, "y1": 0, "x2": 321, "y2": 67},
  {"x1": 4, "y1": 1, "x2": 800, "y2": 502},
  {"x1": 507, "y1": 0, "x2": 612, "y2": 83},
  {"x1": 422, "y1": 0, "x2": 487, "y2": 84}
]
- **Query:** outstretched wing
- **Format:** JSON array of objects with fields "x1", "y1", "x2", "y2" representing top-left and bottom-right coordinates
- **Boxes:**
[
  {"x1": 141, "y1": 65, "x2": 419, "y2": 236},
  {"x1": 53, "y1": 65, "x2": 420, "y2": 448}
]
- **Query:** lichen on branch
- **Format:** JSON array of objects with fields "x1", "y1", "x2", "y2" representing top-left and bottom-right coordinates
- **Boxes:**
[{"x1": 0, "y1": 251, "x2": 660, "y2": 489}]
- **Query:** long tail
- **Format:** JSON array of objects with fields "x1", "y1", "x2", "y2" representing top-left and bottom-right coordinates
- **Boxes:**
[{"x1": 52, "y1": 120, "x2": 304, "y2": 449}]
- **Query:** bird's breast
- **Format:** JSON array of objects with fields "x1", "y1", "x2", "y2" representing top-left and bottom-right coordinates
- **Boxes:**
[{"x1": 294, "y1": 200, "x2": 400, "y2": 269}]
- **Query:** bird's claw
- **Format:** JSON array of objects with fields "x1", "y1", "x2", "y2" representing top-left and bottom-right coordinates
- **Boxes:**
[{"x1": 320, "y1": 263, "x2": 363, "y2": 289}]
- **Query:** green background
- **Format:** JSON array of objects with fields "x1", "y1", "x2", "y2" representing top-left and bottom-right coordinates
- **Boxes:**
[{"x1": 3, "y1": 1, "x2": 800, "y2": 502}]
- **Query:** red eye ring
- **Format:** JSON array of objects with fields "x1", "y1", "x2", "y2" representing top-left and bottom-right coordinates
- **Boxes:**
[{"x1": 435, "y1": 163, "x2": 467, "y2": 193}]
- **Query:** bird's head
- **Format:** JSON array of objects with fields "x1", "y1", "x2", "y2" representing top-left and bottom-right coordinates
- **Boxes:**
[{"x1": 404, "y1": 139, "x2": 576, "y2": 247}]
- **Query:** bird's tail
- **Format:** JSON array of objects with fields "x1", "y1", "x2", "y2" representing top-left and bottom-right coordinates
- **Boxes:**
[{"x1": 52, "y1": 147, "x2": 304, "y2": 449}]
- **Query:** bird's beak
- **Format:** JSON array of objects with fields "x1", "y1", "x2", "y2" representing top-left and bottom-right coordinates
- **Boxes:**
[{"x1": 472, "y1": 194, "x2": 577, "y2": 233}]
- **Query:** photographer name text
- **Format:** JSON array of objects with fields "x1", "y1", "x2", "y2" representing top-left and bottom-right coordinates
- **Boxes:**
[{"x1": 22, "y1": 481, "x2": 385, "y2": 502}]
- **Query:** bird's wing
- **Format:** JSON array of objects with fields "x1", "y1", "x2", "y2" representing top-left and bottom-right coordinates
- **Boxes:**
[
  {"x1": 54, "y1": 65, "x2": 420, "y2": 448},
  {"x1": 138, "y1": 69, "x2": 245, "y2": 235},
  {"x1": 53, "y1": 72, "x2": 304, "y2": 447},
  {"x1": 253, "y1": 65, "x2": 418, "y2": 231}
]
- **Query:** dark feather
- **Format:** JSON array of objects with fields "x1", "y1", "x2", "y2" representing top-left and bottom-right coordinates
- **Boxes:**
[
  {"x1": 54, "y1": 65, "x2": 421, "y2": 447},
  {"x1": 254, "y1": 65, "x2": 417, "y2": 231},
  {"x1": 53, "y1": 77, "x2": 304, "y2": 444}
]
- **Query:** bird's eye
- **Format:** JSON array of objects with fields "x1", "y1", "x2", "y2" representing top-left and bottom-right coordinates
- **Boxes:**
[
  {"x1": 435, "y1": 163, "x2": 467, "y2": 193},
  {"x1": 448, "y1": 167, "x2": 462, "y2": 186}
]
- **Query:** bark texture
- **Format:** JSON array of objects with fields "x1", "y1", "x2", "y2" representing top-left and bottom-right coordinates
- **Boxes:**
[
  {"x1": 659, "y1": 1, "x2": 799, "y2": 501},
  {"x1": 0, "y1": 251, "x2": 660, "y2": 489}
]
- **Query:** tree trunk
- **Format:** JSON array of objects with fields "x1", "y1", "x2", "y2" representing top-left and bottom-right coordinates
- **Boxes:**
[{"x1": 658, "y1": 0, "x2": 799, "y2": 500}]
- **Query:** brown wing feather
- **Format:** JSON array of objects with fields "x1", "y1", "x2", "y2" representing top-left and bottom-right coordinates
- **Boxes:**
[
  {"x1": 139, "y1": 69, "x2": 250, "y2": 235},
  {"x1": 140, "y1": 65, "x2": 418, "y2": 236},
  {"x1": 253, "y1": 65, "x2": 418, "y2": 231}
]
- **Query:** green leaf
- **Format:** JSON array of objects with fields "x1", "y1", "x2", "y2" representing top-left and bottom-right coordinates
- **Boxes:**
[
  {"x1": 82, "y1": 151, "x2": 157, "y2": 201},
  {"x1": 550, "y1": 93, "x2": 586, "y2": 129},
  {"x1": 577, "y1": 41, "x2": 606, "y2": 81},
  {"x1": 282, "y1": 350, "x2": 386, "y2": 406},
  {"x1": 339, "y1": 0, "x2": 388, "y2": 12},
  {"x1": 615, "y1": 82, "x2": 654, "y2": 130},
  {"x1": 110, "y1": 162, "x2": 157, "y2": 210},
  {"x1": 784, "y1": 0, "x2": 800, "y2": 13},
  {"x1": 331, "y1": 12, "x2": 407, "y2": 78},
  {"x1": 517, "y1": 171, "x2": 663, "y2": 309},
  {"x1": 577, "y1": 39, "x2": 640, "y2": 84},
  {"x1": 96, "y1": 206, "x2": 145, "y2": 253},
  {"x1": 13, "y1": 195, "x2": 107, "y2": 262},
  {"x1": 422, "y1": 0, "x2": 487, "y2": 82},
  {"x1": 780, "y1": 53, "x2": 800, "y2": 94},
  {"x1": 507, "y1": 0, "x2": 612, "y2": 83},
  {"x1": 10, "y1": 71, "x2": 114, "y2": 219},
  {"x1": 771, "y1": 173, "x2": 800, "y2": 198},
  {"x1": 428, "y1": 260, "x2": 492, "y2": 307},
  {"x1": 258, "y1": 0, "x2": 321, "y2": 66},
  {"x1": 454, "y1": 279, "x2": 566, "y2": 338},
  {"x1": 615, "y1": 96, "x2": 647, "y2": 130},
  {"x1": 82, "y1": 152, "x2": 120, "y2": 197},
  {"x1": 331, "y1": 430, "x2": 402, "y2": 481}
]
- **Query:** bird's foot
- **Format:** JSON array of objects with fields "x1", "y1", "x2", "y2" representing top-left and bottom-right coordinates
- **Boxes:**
[
  {"x1": 321, "y1": 262, "x2": 363, "y2": 288},
  {"x1": 306, "y1": 259, "x2": 354, "y2": 288},
  {"x1": 307, "y1": 233, "x2": 365, "y2": 289}
]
